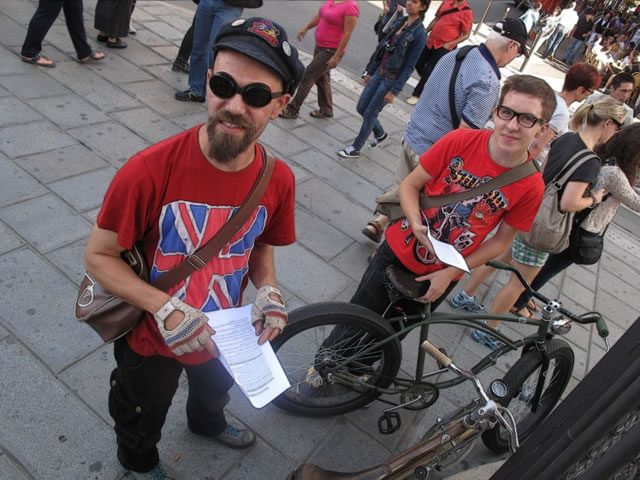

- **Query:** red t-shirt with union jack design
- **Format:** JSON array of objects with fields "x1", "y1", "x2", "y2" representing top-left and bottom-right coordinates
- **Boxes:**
[{"x1": 97, "y1": 125, "x2": 295, "y2": 365}]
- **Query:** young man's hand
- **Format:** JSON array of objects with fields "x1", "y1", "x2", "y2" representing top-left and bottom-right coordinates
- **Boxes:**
[{"x1": 415, "y1": 267, "x2": 460, "y2": 303}]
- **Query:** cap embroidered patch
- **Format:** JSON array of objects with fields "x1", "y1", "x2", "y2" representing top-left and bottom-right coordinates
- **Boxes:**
[
  {"x1": 231, "y1": 18, "x2": 246, "y2": 27},
  {"x1": 248, "y1": 19, "x2": 279, "y2": 47}
]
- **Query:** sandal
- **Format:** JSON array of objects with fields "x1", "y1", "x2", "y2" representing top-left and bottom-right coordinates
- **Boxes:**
[
  {"x1": 309, "y1": 109, "x2": 333, "y2": 119},
  {"x1": 361, "y1": 220, "x2": 384, "y2": 243},
  {"x1": 97, "y1": 34, "x2": 108, "y2": 43},
  {"x1": 510, "y1": 306, "x2": 532, "y2": 318},
  {"x1": 21, "y1": 54, "x2": 55, "y2": 68},
  {"x1": 526, "y1": 300, "x2": 540, "y2": 312},
  {"x1": 79, "y1": 51, "x2": 105, "y2": 63},
  {"x1": 278, "y1": 106, "x2": 299, "y2": 119}
]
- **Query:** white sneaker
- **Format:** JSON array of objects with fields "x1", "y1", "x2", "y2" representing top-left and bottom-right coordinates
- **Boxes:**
[
  {"x1": 406, "y1": 96, "x2": 419, "y2": 105},
  {"x1": 129, "y1": 462, "x2": 178, "y2": 480},
  {"x1": 129, "y1": 24, "x2": 137, "y2": 35},
  {"x1": 337, "y1": 145, "x2": 361, "y2": 158}
]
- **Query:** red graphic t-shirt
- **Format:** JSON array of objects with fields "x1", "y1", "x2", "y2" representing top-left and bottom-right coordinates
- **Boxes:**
[
  {"x1": 97, "y1": 126, "x2": 296, "y2": 365},
  {"x1": 385, "y1": 129, "x2": 544, "y2": 276}
]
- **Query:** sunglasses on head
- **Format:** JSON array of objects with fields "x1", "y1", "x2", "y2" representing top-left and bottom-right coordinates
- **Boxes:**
[{"x1": 209, "y1": 72, "x2": 283, "y2": 108}]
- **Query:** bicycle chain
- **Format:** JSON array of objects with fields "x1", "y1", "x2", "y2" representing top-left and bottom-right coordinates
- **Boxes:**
[{"x1": 562, "y1": 405, "x2": 640, "y2": 480}]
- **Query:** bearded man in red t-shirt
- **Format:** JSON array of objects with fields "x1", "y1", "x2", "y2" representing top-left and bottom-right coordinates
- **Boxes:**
[
  {"x1": 351, "y1": 75, "x2": 556, "y2": 316},
  {"x1": 83, "y1": 18, "x2": 304, "y2": 480}
]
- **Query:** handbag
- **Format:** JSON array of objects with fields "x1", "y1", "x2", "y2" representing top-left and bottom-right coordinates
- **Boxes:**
[
  {"x1": 222, "y1": 0, "x2": 263, "y2": 8},
  {"x1": 519, "y1": 149, "x2": 597, "y2": 254},
  {"x1": 75, "y1": 146, "x2": 276, "y2": 343},
  {"x1": 376, "y1": 159, "x2": 540, "y2": 222},
  {"x1": 568, "y1": 194, "x2": 610, "y2": 265}
]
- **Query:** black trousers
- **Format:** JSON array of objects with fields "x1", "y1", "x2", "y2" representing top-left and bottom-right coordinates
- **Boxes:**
[
  {"x1": 177, "y1": 15, "x2": 196, "y2": 60},
  {"x1": 21, "y1": 0, "x2": 92, "y2": 59},
  {"x1": 411, "y1": 45, "x2": 451, "y2": 98},
  {"x1": 109, "y1": 337, "x2": 234, "y2": 472}
]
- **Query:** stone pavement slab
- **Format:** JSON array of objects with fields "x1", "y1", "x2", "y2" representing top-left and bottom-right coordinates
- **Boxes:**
[
  {"x1": 15, "y1": 144, "x2": 109, "y2": 184},
  {"x1": 67, "y1": 121, "x2": 149, "y2": 167},
  {"x1": 0, "y1": 71, "x2": 71, "y2": 100},
  {"x1": 0, "y1": 154, "x2": 48, "y2": 206},
  {"x1": 0, "y1": 221, "x2": 22, "y2": 254},
  {"x1": 0, "y1": 248, "x2": 101, "y2": 372},
  {"x1": 0, "y1": 121, "x2": 77, "y2": 158},
  {"x1": 0, "y1": 97, "x2": 43, "y2": 126},
  {"x1": 0, "y1": 195, "x2": 92, "y2": 253},
  {"x1": 48, "y1": 166, "x2": 117, "y2": 212},
  {"x1": 26, "y1": 94, "x2": 110, "y2": 129},
  {"x1": 111, "y1": 107, "x2": 184, "y2": 144}
]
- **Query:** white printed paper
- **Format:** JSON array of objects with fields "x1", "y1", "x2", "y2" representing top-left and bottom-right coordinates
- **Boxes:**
[
  {"x1": 421, "y1": 211, "x2": 471, "y2": 273},
  {"x1": 206, "y1": 304, "x2": 290, "y2": 408}
]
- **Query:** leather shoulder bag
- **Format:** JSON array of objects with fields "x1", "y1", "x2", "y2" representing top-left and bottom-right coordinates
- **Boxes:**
[{"x1": 75, "y1": 146, "x2": 276, "y2": 343}]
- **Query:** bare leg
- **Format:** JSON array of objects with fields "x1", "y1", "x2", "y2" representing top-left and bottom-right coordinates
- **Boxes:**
[
  {"x1": 463, "y1": 248, "x2": 513, "y2": 297},
  {"x1": 486, "y1": 260, "x2": 541, "y2": 328}
]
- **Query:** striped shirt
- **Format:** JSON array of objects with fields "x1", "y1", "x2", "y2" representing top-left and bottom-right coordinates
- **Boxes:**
[{"x1": 404, "y1": 44, "x2": 500, "y2": 155}]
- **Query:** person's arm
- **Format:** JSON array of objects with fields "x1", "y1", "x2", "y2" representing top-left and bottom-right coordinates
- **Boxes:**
[
  {"x1": 425, "y1": 16, "x2": 438, "y2": 34},
  {"x1": 607, "y1": 169, "x2": 640, "y2": 211},
  {"x1": 389, "y1": 29, "x2": 427, "y2": 95},
  {"x1": 327, "y1": 15, "x2": 358, "y2": 69},
  {"x1": 560, "y1": 181, "x2": 605, "y2": 211},
  {"x1": 298, "y1": 13, "x2": 321, "y2": 41},
  {"x1": 415, "y1": 221, "x2": 518, "y2": 303},
  {"x1": 443, "y1": 30, "x2": 471, "y2": 50},
  {"x1": 248, "y1": 242, "x2": 285, "y2": 344},
  {"x1": 85, "y1": 226, "x2": 217, "y2": 354},
  {"x1": 529, "y1": 127, "x2": 557, "y2": 160},
  {"x1": 398, "y1": 163, "x2": 435, "y2": 255},
  {"x1": 458, "y1": 119, "x2": 475, "y2": 129}
]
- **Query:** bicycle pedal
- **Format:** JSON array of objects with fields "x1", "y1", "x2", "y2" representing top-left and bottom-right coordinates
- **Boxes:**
[{"x1": 378, "y1": 411, "x2": 401, "y2": 434}]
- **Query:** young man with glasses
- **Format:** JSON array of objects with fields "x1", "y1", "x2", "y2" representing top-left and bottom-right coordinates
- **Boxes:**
[
  {"x1": 348, "y1": 75, "x2": 555, "y2": 317},
  {"x1": 83, "y1": 18, "x2": 304, "y2": 480}
]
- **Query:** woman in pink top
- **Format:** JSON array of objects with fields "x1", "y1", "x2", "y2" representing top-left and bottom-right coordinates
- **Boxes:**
[{"x1": 279, "y1": 0, "x2": 358, "y2": 119}]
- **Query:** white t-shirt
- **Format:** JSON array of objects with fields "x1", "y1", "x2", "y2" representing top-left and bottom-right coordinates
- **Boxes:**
[{"x1": 538, "y1": 93, "x2": 570, "y2": 166}]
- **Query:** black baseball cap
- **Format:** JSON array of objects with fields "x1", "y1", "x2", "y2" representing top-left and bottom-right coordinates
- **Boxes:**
[
  {"x1": 213, "y1": 17, "x2": 305, "y2": 95},
  {"x1": 493, "y1": 18, "x2": 529, "y2": 57}
]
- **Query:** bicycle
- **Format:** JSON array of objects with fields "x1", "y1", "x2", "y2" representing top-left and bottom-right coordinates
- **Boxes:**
[
  {"x1": 286, "y1": 340, "x2": 520, "y2": 480},
  {"x1": 271, "y1": 260, "x2": 610, "y2": 454}
]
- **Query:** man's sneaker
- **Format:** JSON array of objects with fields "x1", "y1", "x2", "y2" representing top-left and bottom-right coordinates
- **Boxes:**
[
  {"x1": 406, "y1": 96, "x2": 419, "y2": 105},
  {"x1": 471, "y1": 322, "x2": 505, "y2": 351},
  {"x1": 212, "y1": 423, "x2": 256, "y2": 449},
  {"x1": 369, "y1": 132, "x2": 389, "y2": 148},
  {"x1": 449, "y1": 290, "x2": 486, "y2": 312},
  {"x1": 129, "y1": 462, "x2": 178, "y2": 480},
  {"x1": 172, "y1": 57, "x2": 189, "y2": 73},
  {"x1": 338, "y1": 145, "x2": 361, "y2": 158},
  {"x1": 174, "y1": 90, "x2": 205, "y2": 103}
]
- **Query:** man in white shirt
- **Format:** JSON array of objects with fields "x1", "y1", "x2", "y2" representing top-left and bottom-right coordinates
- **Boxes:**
[
  {"x1": 585, "y1": 72, "x2": 635, "y2": 125},
  {"x1": 541, "y1": 2, "x2": 579, "y2": 60}
]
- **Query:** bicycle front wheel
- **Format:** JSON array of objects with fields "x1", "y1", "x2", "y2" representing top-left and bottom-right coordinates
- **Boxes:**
[
  {"x1": 482, "y1": 338, "x2": 574, "y2": 453},
  {"x1": 272, "y1": 302, "x2": 402, "y2": 416}
]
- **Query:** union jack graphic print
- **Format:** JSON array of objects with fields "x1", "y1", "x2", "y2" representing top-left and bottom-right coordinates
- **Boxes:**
[{"x1": 150, "y1": 201, "x2": 267, "y2": 312}]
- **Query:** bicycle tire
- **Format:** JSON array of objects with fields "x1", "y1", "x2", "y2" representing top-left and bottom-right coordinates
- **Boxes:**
[
  {"x1": 272, "y1": 302, "x2": 402, "y2": 416},
  {"x1": 482, "y1": 338, "x2": 574, "y2": 453}
]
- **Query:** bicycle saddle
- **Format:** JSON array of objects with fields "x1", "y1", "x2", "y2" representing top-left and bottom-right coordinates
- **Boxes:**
[
  {"x1": 384, "y1": 265, "x2": 429, "y2": 299},
  {"x1": 287, "y1": 463, "x2": 390, "y2": 480}
]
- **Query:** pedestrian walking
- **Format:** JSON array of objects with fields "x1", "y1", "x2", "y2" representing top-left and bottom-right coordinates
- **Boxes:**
[
  {"x1": 21, "y1": 0, "x2": 105, "y2": 67},
  {"x1": 94, "y1": 0, "x2": 132, "y2": 48}
]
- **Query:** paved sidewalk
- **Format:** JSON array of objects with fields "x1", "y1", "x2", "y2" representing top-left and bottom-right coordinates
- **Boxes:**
[{"x1": 1, "y1": 2, "x2": 639, "y2": 479}]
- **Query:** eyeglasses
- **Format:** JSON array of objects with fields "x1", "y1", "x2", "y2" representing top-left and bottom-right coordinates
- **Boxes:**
[
  {"x1": 209, "y1": 72, "x2": 283, "y2": 108},
  {"x1": 585, "y1": 87, "x2": 594, "y2": 95},
  {"x1": 610, "y1": 118, "x2": 623, "y2": 130},
  {"x1": 495, "y1": 105, "x2": 545, "y2": 128}
]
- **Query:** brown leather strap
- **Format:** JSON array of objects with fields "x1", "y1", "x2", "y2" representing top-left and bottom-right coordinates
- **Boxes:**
[{"x1": 151, "y1": 144, "x2": 276, "y2": 292}]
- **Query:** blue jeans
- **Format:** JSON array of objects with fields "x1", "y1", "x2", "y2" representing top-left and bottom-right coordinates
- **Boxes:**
[
  {"x1": 563, "y1": 37, "x2": 585, "y2": 64},
  {"x1": 542, "y1": 26, "x2": 568, "y2": 59},
  {"x1": 352, "y1": 72, "x2": 392, "y2": 151},
  {"x1": 188, "y1": 0, "x2": 242, "y2": 97}
]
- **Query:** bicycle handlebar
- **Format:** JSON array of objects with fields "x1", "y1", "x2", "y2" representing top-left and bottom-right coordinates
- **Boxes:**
[{"x1": 420, "y1": 340, "x2": 452, "y2": 367}]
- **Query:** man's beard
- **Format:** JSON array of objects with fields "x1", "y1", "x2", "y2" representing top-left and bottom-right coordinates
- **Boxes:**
[{"x1": 206, "y1": 111, "x2": 258, "y2": 163}]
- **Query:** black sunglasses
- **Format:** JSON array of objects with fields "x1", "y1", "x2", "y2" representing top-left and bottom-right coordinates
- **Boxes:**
[{"x1": 209, "y1": 72, "x2": 283, "y2": 108}]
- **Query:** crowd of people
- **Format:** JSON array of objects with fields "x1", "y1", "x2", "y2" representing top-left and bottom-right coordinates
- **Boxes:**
[{"x1": 15, "y1": 0, "x2": 640, "y2": 478}]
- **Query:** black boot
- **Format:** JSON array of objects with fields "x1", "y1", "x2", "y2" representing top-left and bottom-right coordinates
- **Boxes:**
[{"x1": 172, "y1": 56, "x2": 189, "y2": 73}]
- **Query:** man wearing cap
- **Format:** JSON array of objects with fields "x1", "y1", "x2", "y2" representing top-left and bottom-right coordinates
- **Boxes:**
[
  {"x1": 362, "y1": 18, "x2": 528, "y2": 244},
  {"x1": 84, "y1": 17, "x2": 304, "y2": 480}
]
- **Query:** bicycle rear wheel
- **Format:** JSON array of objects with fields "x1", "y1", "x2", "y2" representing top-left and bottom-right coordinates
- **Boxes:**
[
  {"x1": 272, "y1": 302, "x2": 402, "y2": 416},
  {"x1": 482, "y1": 338, "x2": 574, "y2": 453}
]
